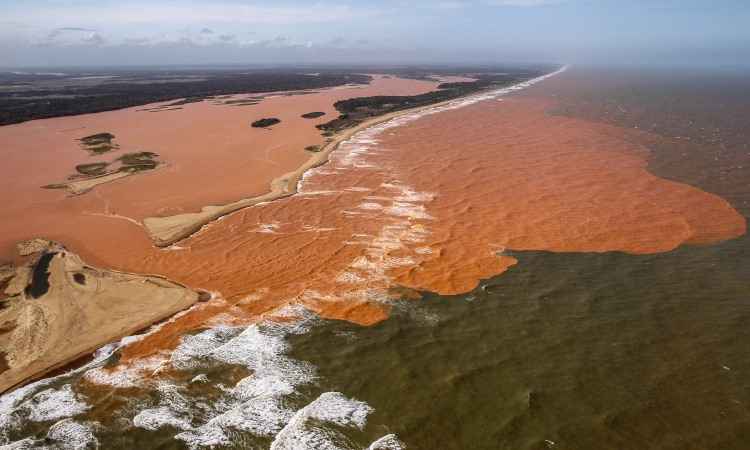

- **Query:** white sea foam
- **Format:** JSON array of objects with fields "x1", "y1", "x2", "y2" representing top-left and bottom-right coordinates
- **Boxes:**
[
  {"x1": 46, "y1": 419, "x2": 98, "y2": 450},
  {"x1": 336, "y1": 271, "x2": 366, "y2": 284},
  {"x1": 128, "y1": 307, "x2": 320, "y2": 448},
  {"x1": 83, "y1": 354, "x2": 167, "y2": 388},
  {"x1": 0, "y1": 385, "x2": 90, "y2": 448},
  {"x1": 254, "y1": 221, "x2": 281, "y2": 233},
  {"x1": 368, "y1": 434, "x2": 406, "y2": 450},
  {"x1": 0, "y1": 438, "x2": 36, "y2": 449},
  {"x1": 0, "y1": 67, "x2": 566, "y2": 448},
  {"x1": 190, "y1": 374, "x2": 209, "y2": 384},
  {"x1": 358, "y1": 202, "x2": 384, "y2": 210},
  {"x1": 314, "y1": 68, "x2": 572, "y2": 311},
  {"x1": 133, "y1": 406, "x2": 192, "y2": 431},
  {"x1": 303, "y1": 67, "x2": 568, "y2": 192},
  {"x1": 26, "y1": 385, "x2": 89, "y2": 423},
  {"x1": 337, "y1": 66, "x2": 569, "y2": 168},
  {"x1": 269, "y1": 392, "x2": 373, "y2": 450},
  {"x1": 0, "y1": 343, "x2": 119, "y2": 444}
]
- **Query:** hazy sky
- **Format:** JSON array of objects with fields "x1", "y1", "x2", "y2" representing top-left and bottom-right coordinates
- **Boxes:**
[{"x1": 1, "y1": 0, "x2": 748, "y2": 67}]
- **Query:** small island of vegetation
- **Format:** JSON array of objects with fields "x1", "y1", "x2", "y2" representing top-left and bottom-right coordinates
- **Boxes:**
[
  {"x1": 79, "y1": 132, "x2": 118, "y2": 154},
  {"x1": 251, "y1": 118, "x2": 281, "y2": 128},
  {"x1": 301, "y1": 111, "x2": 326, "y2": 119},
  {"x1": 46, "y1": 151, "x2": 162, "y2": 195},
  {"x1": 118, "y1": 151, "x2": 159, "y2": 172},
  {"x1": 73, "y1": 151, "x2": 159, "y2": 178},
  {"x1": 75, "y1": 162, "x2": 109, "y2": 176}
]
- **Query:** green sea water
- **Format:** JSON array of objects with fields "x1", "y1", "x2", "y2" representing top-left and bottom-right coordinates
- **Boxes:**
[{"x1": 291, "y1": 233, "x2": 749, "y2": 449}]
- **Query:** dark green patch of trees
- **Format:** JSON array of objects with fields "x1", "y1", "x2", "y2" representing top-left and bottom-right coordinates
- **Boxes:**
[
  {"x1": 0, "y1": 71, "x2": 370, "y2": 126},
  {"x1": 251, "y1": 118, "x2": 281, "y2": 128}
]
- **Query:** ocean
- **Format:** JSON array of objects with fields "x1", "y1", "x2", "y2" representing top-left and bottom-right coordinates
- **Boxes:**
[{"x1": 1, "y1": 67, "x2": 747, "y2": 449}]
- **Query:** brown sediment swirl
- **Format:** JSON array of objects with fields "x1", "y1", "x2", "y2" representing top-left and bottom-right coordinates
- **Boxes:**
[
  {"x1": 115, "y1": 92, "x2": 745, "y2": 365},
  {"x1": 0, "y1": 72, "x2": 744, "y2": 369}
]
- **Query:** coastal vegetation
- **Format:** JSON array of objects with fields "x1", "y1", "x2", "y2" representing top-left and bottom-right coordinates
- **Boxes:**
[
  {"x1": 72, "y1": 152, "x2": 159, "y2": 178},
  {"x1": 221, "y1": 98, "x2": 263, "y2": 106},
  {"x1": 316, "y1": 73, "x2": 538, "y2": 135},
  {"x1": 301, "y1": 111, "x2": 326, "y2": 119},
  {"x1": 75, "y1": 162, "x2": 109, "y2": 176},
  {"x1": 251, "y1": 117, "x2": 281, "y2": 128},
  {"x1": 0, "y1": 66, "x2": 559, "y2": 127},
  {"x1": 305, "y1": 145, "x2": 321, "y2": 152},
  {"x1": 118, "y1": 151, "x2": 159, "y2": 172},
  {"x1": 46, "y1": 151, "x2": 162, "y2": 195}
]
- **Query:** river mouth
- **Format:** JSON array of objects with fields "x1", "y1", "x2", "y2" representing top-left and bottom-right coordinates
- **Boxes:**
[{"x1": 1, "y1": 66, "x2": 748, "y2": 449}]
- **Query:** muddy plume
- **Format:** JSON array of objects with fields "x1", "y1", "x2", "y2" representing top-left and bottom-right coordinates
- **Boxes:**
[
  {"x1": 0, "y1": 71, "x2": 744, "y2": 369},
  {"x1": 117, "y1": 94, "x2": 744, "y2": 365}
]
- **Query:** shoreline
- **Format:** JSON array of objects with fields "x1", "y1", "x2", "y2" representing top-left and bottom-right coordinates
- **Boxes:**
[
  {"x1": 0, "y1": 240, "x2": 204, "y2": 394},
  {"x1": 144, "y1": 67, "x2": 569, "y2": 247},
  {"x1": 144, "y1": 104, "x2": 446, "y2": 246},
  {"x1": 0, "y1": 68, "x2": 569, "y2": 394}
]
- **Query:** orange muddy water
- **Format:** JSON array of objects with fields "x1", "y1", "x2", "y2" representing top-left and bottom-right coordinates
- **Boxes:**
[
  {"x1": 0, "y1": 75, "x2": 440, "y2": 263},
  {"x1": 0, "y1": 73, "x2": 745, "y2": 364}
]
